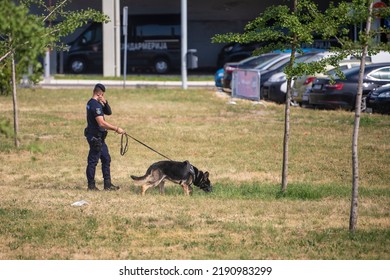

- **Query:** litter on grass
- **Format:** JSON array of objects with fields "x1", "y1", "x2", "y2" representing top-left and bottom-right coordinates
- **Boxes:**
[{"x1": 71, "y1": 200, "x2": 89, "y2": 207}]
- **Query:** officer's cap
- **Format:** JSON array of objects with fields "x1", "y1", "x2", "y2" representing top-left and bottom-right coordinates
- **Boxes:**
[{"x1": 94, "y1": 83, "x2": 106, "y2": 92}]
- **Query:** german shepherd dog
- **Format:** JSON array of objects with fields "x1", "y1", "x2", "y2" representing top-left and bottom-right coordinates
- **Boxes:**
[{"x1": 131, "y1": 160, "x2": 212, "y2": 195}]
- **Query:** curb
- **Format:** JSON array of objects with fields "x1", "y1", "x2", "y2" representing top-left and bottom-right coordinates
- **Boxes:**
[{"x1": 38, "y1": 79, "x2": 215, "y2": 89}]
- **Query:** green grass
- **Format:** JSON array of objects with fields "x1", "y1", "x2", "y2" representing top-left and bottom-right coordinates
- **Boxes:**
[{"x1": 0, "y1": 87, "x2": 389, "y2": 260}]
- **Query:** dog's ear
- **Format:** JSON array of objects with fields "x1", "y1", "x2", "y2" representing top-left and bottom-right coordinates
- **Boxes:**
[{"x1": 204, "y1": 171, "x2": 209, "y2": 179}]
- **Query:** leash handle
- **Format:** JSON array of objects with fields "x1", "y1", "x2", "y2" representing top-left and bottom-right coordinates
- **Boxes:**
[
  {"x1": 120, "y1": 133, "x2": 129, "y2": 156},
  {"x1": 121, "y1": 132, "x2": 173, "y2": 161}
]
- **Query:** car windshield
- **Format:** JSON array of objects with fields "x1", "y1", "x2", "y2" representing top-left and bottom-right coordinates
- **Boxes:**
[
  {"x1": 340, "y1": 66, "x2": 359, "y2": 76},
  {"x1": 303, "y1": 52, "x2": 328, "y2": 63},
  {"x1": 251, "y1": 54, "x2": 288, "y2": 69},
  {"x1": 239, "y1": 53, "x2": 280, "y2": 68},
  {"x1": 267, "y1": 57, "x2": 290, "y2": 70},
  {"x1": 268, "y1": 53, "x2": 320, "y2": 70},
  {"x1": 329, "y1": 66, "x2": 360, "y2": 79}
]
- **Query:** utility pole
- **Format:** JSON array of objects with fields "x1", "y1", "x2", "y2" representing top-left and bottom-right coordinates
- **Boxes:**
[{"x1": 181, "y1": 0, "x2": 188, "y2": 89}]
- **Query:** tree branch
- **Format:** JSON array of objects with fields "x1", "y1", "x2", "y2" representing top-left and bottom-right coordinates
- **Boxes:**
[
  {"x1": 0, "y1": 50, "x2": 13, "y2": 63},
  {"x1": 42, "y1": 0, "x2": 68, "y2": 23}
]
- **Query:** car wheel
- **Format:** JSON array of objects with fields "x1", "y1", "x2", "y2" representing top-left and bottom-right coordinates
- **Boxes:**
[
  {"x1": 154, "y1": 58, "x2": 169, "y2": 74},
  {"x1": 69, "y1": 57, "x2": 87, "y2": 74}
]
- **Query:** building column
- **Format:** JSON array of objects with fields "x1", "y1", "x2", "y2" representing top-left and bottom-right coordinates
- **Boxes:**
[{"x1": 102, "y1": 0, "x2": 120, "y2": 77}]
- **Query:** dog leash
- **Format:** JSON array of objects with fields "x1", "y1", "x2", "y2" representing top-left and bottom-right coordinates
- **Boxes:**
[{"x1": 120, "y1": 132, "x2": 173, "y2": 161}]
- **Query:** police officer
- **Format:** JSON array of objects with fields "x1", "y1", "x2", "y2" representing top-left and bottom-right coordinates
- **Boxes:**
[{"x1": 85, "y1": 83, "x2": 125, "y2": 191}]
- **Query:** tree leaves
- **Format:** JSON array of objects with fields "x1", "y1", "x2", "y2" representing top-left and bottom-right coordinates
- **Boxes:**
[{"x1": 0, "y1": 0, "x2": 109, "y2": 94}]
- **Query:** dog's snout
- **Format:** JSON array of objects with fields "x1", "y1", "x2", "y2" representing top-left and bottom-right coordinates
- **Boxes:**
[{"x1": 202, "y1": 185, "x2": 213, "y2": 192}]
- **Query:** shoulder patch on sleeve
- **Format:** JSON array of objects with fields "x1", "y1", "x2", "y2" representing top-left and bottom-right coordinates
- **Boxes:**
[{"x1": 96, "y1": 108, "x2": 102, "y2": 115}]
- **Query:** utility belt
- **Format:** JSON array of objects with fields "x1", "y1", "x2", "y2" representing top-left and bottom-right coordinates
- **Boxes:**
[
  {"x1": 85, "y1": 127, "x2": 108, "y2": 152},
  {"x1": 84, "y1": 127, "x2": 108, "y2": 140}
]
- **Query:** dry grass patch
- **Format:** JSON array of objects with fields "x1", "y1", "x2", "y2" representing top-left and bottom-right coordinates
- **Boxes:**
[{"x1": 0, "y1": 87, "x2": 389, "y2": 259}]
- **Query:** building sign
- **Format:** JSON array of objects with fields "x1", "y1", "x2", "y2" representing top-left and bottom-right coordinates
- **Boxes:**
[
  {"x1": 122, "y1": 42, "x2": 168, "y2": 51},
  {"x1": 232, "y1": 69, "x2": 261, "y2": 101}
]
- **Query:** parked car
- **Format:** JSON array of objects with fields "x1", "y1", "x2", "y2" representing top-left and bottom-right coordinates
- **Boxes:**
[
  {"x1": 292, "y1": 60, "x2": 363, "y2": 106},
  {"x1": 220, "y1": 48, "x2": 325, "y2": 92},
  {"x1": 263, "y1": 72, "x2": 292, "y2": 104},
  {"x1": 214, "y1": 68, "x2": 224, "y2": 88},
  {"x1": 366, "y1": 84, "x2": 390, "y2": 114},
  {"x1": 308, "y1": 63, "x2": 390, "y2": 110},
  {"x1": 216, "y1": 42, "x2": 263, "y2": 68},
  {"x1": 215, "y1": 38, "x2": 323, "y2": 68},
  {"x1": 221, "y1": 52, "x2": 289, "y2": 91},
  {"x1": 264, "y1": 52, "x2": 341, "y2": 104},
  {"x1": 259, "y1": 52, "x2": 323, "y2": 100}
]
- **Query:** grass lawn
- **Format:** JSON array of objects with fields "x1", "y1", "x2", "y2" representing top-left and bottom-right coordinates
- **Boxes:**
[{"x1": 0, "y1": 87, "x2": 389, "y2": 260}]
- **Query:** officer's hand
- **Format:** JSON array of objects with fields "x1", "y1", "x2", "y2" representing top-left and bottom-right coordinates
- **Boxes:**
[
  {"x1": 98, "y1": 95, "x2": 107, "y2": 105},
  {"x1": 116, "y1": 127, "x2": 125, "y2": 134}
]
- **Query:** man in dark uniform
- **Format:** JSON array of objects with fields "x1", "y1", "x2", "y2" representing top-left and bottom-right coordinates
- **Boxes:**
[{"x1": 85, "y1": 83, "x2": 125, "y2": 191}]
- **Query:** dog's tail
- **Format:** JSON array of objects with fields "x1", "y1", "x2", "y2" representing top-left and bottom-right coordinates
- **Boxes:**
[{"x1": 130, "y1": 174, "x2": 149, "y2": 185}]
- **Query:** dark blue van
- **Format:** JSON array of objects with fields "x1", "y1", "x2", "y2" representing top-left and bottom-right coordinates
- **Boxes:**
[{"x1": 63, "y1": 14, "x2": 181, "y2": 74}]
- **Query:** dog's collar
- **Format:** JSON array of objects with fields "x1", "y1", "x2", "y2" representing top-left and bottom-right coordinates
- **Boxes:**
[
  {"x1": 188, "y1": 165, "x2": 196, "y2": 186},
  {"x1": 179, "y1": 164, "x2": 196, "y2": 186},
  {"x1": 189, "y1": 164, "x2": 195, "y2": 178}
]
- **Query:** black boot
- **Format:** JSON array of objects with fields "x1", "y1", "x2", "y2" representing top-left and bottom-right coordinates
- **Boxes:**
[
  {"x1": 104, "y1": 179, "x2": 120, "y2": 191},
  {"x1": 87, "y1": 182, "x2": 99, "y2": 191}
]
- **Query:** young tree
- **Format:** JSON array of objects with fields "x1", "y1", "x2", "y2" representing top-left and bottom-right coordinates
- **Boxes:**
[
  {"x1": 0, "y1": 0, "x2": 109, "y2": 146},
  {"x1": 350, "y1": 1, "x2": 374, "y2": 233},
  {"x1": 333, "y1": 0, "x2": 390, "y2": 232},
  {"x1": 212, "y1": 0, "x2": 343, "y2": 193},
  {"x1": 0, "y1": 1, "x2": 47, "y2": 92},
  {"x1": 316, "y1": 0, "x2": 390, "y2": 232},
  {"x1": 0, "y1": 0, "x2": 48, "y2": 147}
]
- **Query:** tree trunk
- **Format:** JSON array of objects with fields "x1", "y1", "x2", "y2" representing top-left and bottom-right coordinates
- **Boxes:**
[
  {"x1": 350, "y1": 0, "x2": 373, "y2": 232},
  {"x1": 281, "y1": 0, "x2": 297, "y2": 193},
  {"x1": 281, "y1": 77, "x2": 293, "y2": 192},
  {"x1": 11, "y1": 53, "x2": 20, "y2": 148}
]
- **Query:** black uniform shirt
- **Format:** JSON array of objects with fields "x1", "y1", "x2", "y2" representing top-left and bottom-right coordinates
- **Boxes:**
[{"x1": 86, "y1": 99, "x2": 112, "y2": 133}]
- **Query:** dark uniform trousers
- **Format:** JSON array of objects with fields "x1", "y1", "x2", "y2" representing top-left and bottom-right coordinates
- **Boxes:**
[{"x1": 86, "y1": 133, "x2": 111, "y2": 185}]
